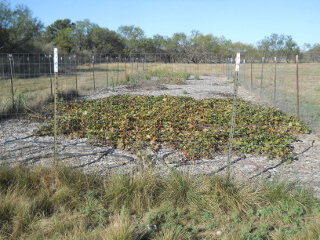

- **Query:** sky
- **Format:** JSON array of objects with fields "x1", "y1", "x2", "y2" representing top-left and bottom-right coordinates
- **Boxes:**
[{"x1": 7, "y1": 0, "x2": 320, "y2": 48}]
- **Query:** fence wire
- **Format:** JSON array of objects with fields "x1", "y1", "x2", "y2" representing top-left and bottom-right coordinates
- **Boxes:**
[
  {"x1": 0, "y1": 53, "x2": 228, "y2": 118},
  {"x1": 235, "y1": 53, "x2": 320, "y2": 132},
  {"x1": 0, "y1": 51, "x2": 319, "y2": 180}
]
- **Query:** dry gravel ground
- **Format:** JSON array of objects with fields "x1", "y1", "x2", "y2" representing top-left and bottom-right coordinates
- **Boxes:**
[{"x1": 1, "y1": 76, "x2": 320, "y2": 197}]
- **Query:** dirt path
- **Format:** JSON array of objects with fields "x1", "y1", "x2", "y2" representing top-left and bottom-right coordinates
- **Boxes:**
[{"x1": 1, "y1": 76, "x2": 320, "y2": 197}]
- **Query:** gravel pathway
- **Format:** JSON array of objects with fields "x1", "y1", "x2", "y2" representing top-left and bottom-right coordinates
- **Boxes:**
[{"x1": 1, "y1": 76, "x2": 320, "y2": 197}]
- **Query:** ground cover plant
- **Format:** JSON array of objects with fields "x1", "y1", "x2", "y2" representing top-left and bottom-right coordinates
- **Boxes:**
[
  {"x1": 36, "y1": 94, "x2": 309, "y2": 161},
  {"x1": 0, "y1": 164, "x2": 319, "y2": 239}
]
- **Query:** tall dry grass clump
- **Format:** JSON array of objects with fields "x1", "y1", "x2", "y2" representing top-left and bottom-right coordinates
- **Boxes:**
[
  {"x1": 104, "y1": 169, "x2": 163, "y2": 215},
  {"x1": 0, "y1": 163, "x2": 319, "y2": 239}
]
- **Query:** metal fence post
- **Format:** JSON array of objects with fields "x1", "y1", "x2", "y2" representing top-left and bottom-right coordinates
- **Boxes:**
[
  {"x1": 106, "y1": 56, "x2": 109, "y2": 87},
  {"x1": 274, "y1": 57, "x2": 277, "y2": 104},
  {"x1": 227, "y1": 52, "x2": 240, "y2": 181},
  {"x1": 225, "y1": 58, "x2": 228, "y2": 78},
  {"x1": 136, "y1": 58, "x2": 138, "y2": 72},
  {"x1": 260, "y1": 57, "x2": 264, "y2": 98},
  {"x1": 8, "y1": 54, "x2": 15, "y2": 111},
  {"x1": 48, "y1": 55, "x2": 53, "y2": 97},
  {"x1": 117, "y1": 55, "x2": 120, "y2": 84},
  {"x1": 250, "y1": 57, "x2": 253, "y2": 91},
  {"x1": 92, "y1": 56, "x2": 96, "y2": 90},
  {"x1": 124, "y1": 56, "x2": 127, "y2": 79},
  {"x1": 296, "y1": 55, "x2": 300, "y2": 118},
  {"x1": 27, "y1": 54, "x2": 31, "y2": 77},
  {"x1": 1, "y1": 54, "x2": 4, "y2": 79},
  {"x1": 243, "y1": 58, "x2": 246, "y2": 86},
  {"x1": 74, "y1": 55, "x2": 78, "y2": 92}
]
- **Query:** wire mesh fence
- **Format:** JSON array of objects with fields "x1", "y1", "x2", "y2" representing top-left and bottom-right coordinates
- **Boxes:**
[
  {"x1": 233, "y1": 53, "x2": 320, "y2": 133},
  {"x1": 0, "y1": 52, "x2": 229, "y2": 119},
  {"x1": 1, "y1": 52, "x2": 237, "y2": 173},
  {"x1": 0, "y1": 51, "x2": 319, "y2": 180}
]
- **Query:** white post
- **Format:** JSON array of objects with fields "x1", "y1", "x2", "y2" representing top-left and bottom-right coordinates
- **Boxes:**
[
  {"x1": 54, "y1": 48, "x2": 58, "y2": 73},
  {"x1": 53, "y1": 48, "x2": 58, "y2": 163}
]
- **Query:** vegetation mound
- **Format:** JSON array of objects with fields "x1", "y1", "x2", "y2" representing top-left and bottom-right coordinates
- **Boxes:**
[{"x1": 36, "y1": 95, "x2": 309, "y2": 160}]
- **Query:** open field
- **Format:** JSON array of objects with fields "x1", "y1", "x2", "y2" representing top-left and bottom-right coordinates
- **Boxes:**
[{"x1": 0, "y1": 62, "x2": 225, "y2": 117}]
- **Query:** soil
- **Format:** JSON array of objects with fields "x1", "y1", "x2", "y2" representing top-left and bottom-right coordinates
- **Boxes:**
[{"x1": 1, "y1": 75, "x2": 320, "y2": 197}]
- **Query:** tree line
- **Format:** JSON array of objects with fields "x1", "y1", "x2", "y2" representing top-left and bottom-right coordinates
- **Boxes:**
[{"x1": 1, "y1": 1, "x2": 319, "y2": 63}]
